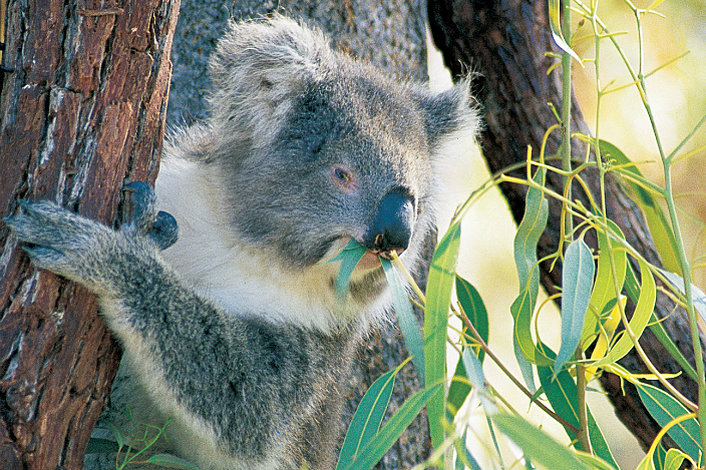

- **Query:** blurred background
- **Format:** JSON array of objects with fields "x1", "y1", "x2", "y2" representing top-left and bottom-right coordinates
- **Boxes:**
[{"x1": 429, "y1": 0, "x2": 705, "y2": 468}]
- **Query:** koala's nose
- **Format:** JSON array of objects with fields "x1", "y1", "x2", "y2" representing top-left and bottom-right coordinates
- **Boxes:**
[{"x1": 362, "y1": 188, "x2": 415, "y2": 258}]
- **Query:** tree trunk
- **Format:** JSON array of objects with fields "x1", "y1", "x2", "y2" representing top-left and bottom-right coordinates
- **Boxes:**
[
  {"x1": 168, "y1": 1, "x2": 433, "y2": 467},
  {"x1": 0, "y1": 1, "x2": 179, "y2": 468},
  {"x1": 428, "y1": 0, "x2": 703, "y2": 452}
]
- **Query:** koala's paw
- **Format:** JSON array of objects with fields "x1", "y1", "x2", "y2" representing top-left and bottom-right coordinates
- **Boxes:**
[
  {"x1": 123, "y1": 182, "x2": 178, "y2": 250},
  {"x1": 4, "y1": 200, "x2": 116, "y2": 289}
]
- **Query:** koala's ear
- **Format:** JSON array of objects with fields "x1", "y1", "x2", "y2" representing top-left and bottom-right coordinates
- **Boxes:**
[
  {"x1": 208, "y1": 15, "x2": 330, "y2": 122},
  {"x1": 416, "y1": 78, "x2": 480, "y2": 148}
]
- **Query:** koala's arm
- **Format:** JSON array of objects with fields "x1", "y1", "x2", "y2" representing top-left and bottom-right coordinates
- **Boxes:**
[{"x1": 4, "y1": 186, "x2": 340, "y2": 466}]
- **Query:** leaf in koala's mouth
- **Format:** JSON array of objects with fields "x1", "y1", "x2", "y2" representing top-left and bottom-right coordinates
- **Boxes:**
[{"x1": 329, "y1": 238, "x2": 368, "y2": 297}]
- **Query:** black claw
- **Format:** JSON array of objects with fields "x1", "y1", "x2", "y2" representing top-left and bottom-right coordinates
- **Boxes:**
[{"x1": 151, "y1": 211, "x2": 179, "y2": 250}]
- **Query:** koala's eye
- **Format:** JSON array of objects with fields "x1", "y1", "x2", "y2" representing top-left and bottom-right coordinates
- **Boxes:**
[
  {"x1": 330, "y1": 165, "x2": 357, "y2": 192},
  {"x1": 334, "y1": 168, "x2": 351, "y2": 183}
]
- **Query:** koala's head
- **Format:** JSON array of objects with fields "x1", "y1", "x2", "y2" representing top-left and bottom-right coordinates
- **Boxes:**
[{"x1": 201, "y1": 16, "x2": 478, "y2": 297}]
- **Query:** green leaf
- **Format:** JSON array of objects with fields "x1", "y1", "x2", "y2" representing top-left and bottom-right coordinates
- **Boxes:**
[
  {"x1": 454, "y1": 431, "x2": 483, "y2": 470},
  {"x1": 461, "y1": 348, "x2": 497, "y2": 413},
  {"x1": 329, "y1": 238, "x2": 367, "y2": 297},
  {"x1": 338, "y1": 384, "x2": 443, "y2": 470},
  {"x1": 592, "y1": 257, "x2": 656, "y2": 367},
  {"x1": 493, "y1": 414, "x2": 590, "y2": 470},
  {"x1": 625, "y1": 266, "x2": 698, "y2": 381},
  {"x1": 447, "y1": 277, "x2": 489, "y2": 422},
  {"x1": 581, "y1": 220, "x2": 627, "y2": 348},
  {"x1": 577, "y1": 452, "x2": 620, "y2": 470},
  {"x1": 636, "y1": 381, "x2": 701, "y2": 462},
  {"x1": 538, "y1": 347, "x2": 619, "y2": 468},
  {"x1": 455, "y1": 276, "x2": 489, "y2": 362},
  {"x1": 337, "y1": 368, "x2": 397, "y2": 468},
  {"x1": 555, "y1": 238, "x2": 595, "y2": 374},
  {"x1": 381, "y1": 259, "x2": 424, "y2": 379},
  {"x1": 145, "y1": 454, "x2": 200, "y2": 469},
  {"x1": 424, "y1": 222, "x2": 462, "y2": 450},
  {"x1": 663, "y1": 448, "x2": 692, "y2": 470},
  {"x1": 85, "y1": 437, "x2": 120, "y2": 454},
  {"x1": 511, "y1": 289, "x2": 553, "y2": 367},
  {"x1": 548, "y1": 0, "x2": 581, "y2": 61},
  {"x1": 599, "y1": 139, "x2": 680, "y2": 273},
  {"x1": 511, "y1": 168, "x2": 552, "y2": 369}
]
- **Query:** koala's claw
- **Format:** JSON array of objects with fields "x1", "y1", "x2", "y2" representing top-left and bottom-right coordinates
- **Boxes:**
[
  {"x1": 123, "y1": 182, "x2": 178, "y2": 250},
  {"x1": 152, "y1": 211, "x2": 179, "y2": 250},
  {"x1": 123, "y1": 182, "x2": 158, "y2": 234}
]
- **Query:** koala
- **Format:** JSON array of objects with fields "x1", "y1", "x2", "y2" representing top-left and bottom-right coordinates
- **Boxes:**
[{"x1": 5, "y1": 16, "x2": 477, "y2": 470}]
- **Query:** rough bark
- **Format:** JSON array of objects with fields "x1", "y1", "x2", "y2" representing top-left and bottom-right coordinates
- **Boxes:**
[
  {"x1": 167, "y1": 1, "x2": 433, "y2": 467},
  {"x1": 428, "y1": 0, "x2": 703, "y2": 452},
  {"x1": 0, "y1": 1, "x2": 179, "y2": 468}
]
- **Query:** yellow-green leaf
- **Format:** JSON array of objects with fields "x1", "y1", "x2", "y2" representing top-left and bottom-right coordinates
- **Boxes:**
[
  {"x1": 592, "y1": 257, "x2": 656, "y2": 367},
  {"x1": 548, "y1": 0, "x2": 581, "y2": 61}
]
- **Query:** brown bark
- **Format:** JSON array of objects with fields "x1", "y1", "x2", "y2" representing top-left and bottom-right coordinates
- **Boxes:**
[
  {"x1": 428, "y1": 0, "x2": 702, "y2": 452},
  {"x1": 0, "y1": 1, "x2": 179, "y2": 468}
]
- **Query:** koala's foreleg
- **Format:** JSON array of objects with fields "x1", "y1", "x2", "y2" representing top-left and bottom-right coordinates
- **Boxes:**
[{"x1": 4, "y1": 188, "x2": 325, "y2": 465}]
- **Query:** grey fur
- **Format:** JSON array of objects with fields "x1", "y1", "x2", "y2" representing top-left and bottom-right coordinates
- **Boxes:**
[{"x1": 6, "y1": 16, "x2": 477, "y2": 470}]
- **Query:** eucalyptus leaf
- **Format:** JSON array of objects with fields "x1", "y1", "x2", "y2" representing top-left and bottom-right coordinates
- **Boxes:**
[
  {"x1": 555, "y1": 238, "x2": 595, "y2": 374},
  {"x1": 338, "y1": 384, "x2": 442, "y2": 470},
  {"x1": 592, "y1": 257, "x2": 655, "y2": 367},
  {"x1": 337, "y1": 368, "x2": 397, "y2": 468},
  {"x1": 381, "y1": 259, "x2": 425, "y2": 379},
  {"x1": 493, "y1": 414, "x2": 590, "y2": 470},
  {"x1": 329, "y1": 238, "x2": 367, "y2": 297},
  {"x1": 424, "y1": 221, "x2": 462, "y2": 449},
  {"x1": 145, "y1": 453, "x2": 200, "y2": 470},
  {"x1": 636, "y1": 381, "x2": 701, "y2": 462}
]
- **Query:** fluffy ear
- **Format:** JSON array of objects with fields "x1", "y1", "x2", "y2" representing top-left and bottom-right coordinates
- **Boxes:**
[
  {"x1": 207, "y1": 15, "x2": 332, "y2": 128},
  {"x1": 415, "y1": 78, "x2": 480, "y2": 149}
]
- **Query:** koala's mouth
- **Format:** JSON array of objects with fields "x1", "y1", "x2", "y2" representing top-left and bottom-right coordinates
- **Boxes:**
[{"x1": 356, "y1": 247, "x2": 405, "y2": 270}]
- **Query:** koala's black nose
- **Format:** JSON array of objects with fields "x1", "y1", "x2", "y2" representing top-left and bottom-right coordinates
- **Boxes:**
[{"x1": 362, "y1": 188, "x2": 415, "y2": 258}]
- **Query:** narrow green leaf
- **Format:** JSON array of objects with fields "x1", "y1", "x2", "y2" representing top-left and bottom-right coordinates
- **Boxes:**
[
  {"x1": 587, "y1": 408, "x2": 620, "y2": 469},
  {"x1": 592, "y1": 257, "x2": 656, "y2": 367},
  {"x1": 576, "y1": 452, "x2": 619, "y2": 470},
  {"x1": 581, "y1": 221, "x2": 627, "y2": 348},
  {"x1": 85, "y1": 437, "x2": 119, "y2": 454},
  {"x1": 454, "y1": 431, "x2": 483, "y2": 470},
  {"x1": 145, "y1": 454, "x2": 200, "y2": 470},
  {"x1": 339, "y1": 384, "x2": 443, "y2": 470},
  {"x1": 337, "y1": 368, "x2": 397, "y2": 468},
  {"x1": 625, "y1": 265, "x2": 698, "y2": 381},
  {"x1": 599, "y1": 139, "x2": 680, "y2": 273},
  {"x1": 329, "y1": 239, "x2": 367, "y2": 297},
  {"x1": 538, "y1": 347, "x2": 619, "y2": 468},
  {"x1": 456, "y1": 276, "x2": 489, "y2": 362},
  {"x1": 493, "y1": 414, "x2": 590, "y2": 470},
  {"x1": 425, "y1": 222, "x2": 462, "y2": 450},
  {"x1": 512, "y1": 168, "x2": 552, "y2": 370},
  {"x1": 555, "y1": 238, "x2": 595, "y2": 374},
  {"x1": 511, "y1": 289, "x2": 553, "y2": 366},
  {"x1": 648, "y1": 313, "x2": 698, "y2": 381},
  {"x1": 548, "y1": 0, "x2": 581, "y2": 61},
  {"x1": 381, "y1": 259, "x2": 424, "y2": 379},
  {"x1": 462, "y1": 348, "x2": 497, "y2": 414},
  {"x1": 636, "y1": 381, "x2": 701, "y2": 462},
  {"x1": 447, "y1": 277, "x2": 490, "y2": 422}
]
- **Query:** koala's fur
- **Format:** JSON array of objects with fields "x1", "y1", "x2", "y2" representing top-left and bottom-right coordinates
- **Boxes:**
[{"x1": 7, "y1": 16, "x2": 477, "y2": 470}]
